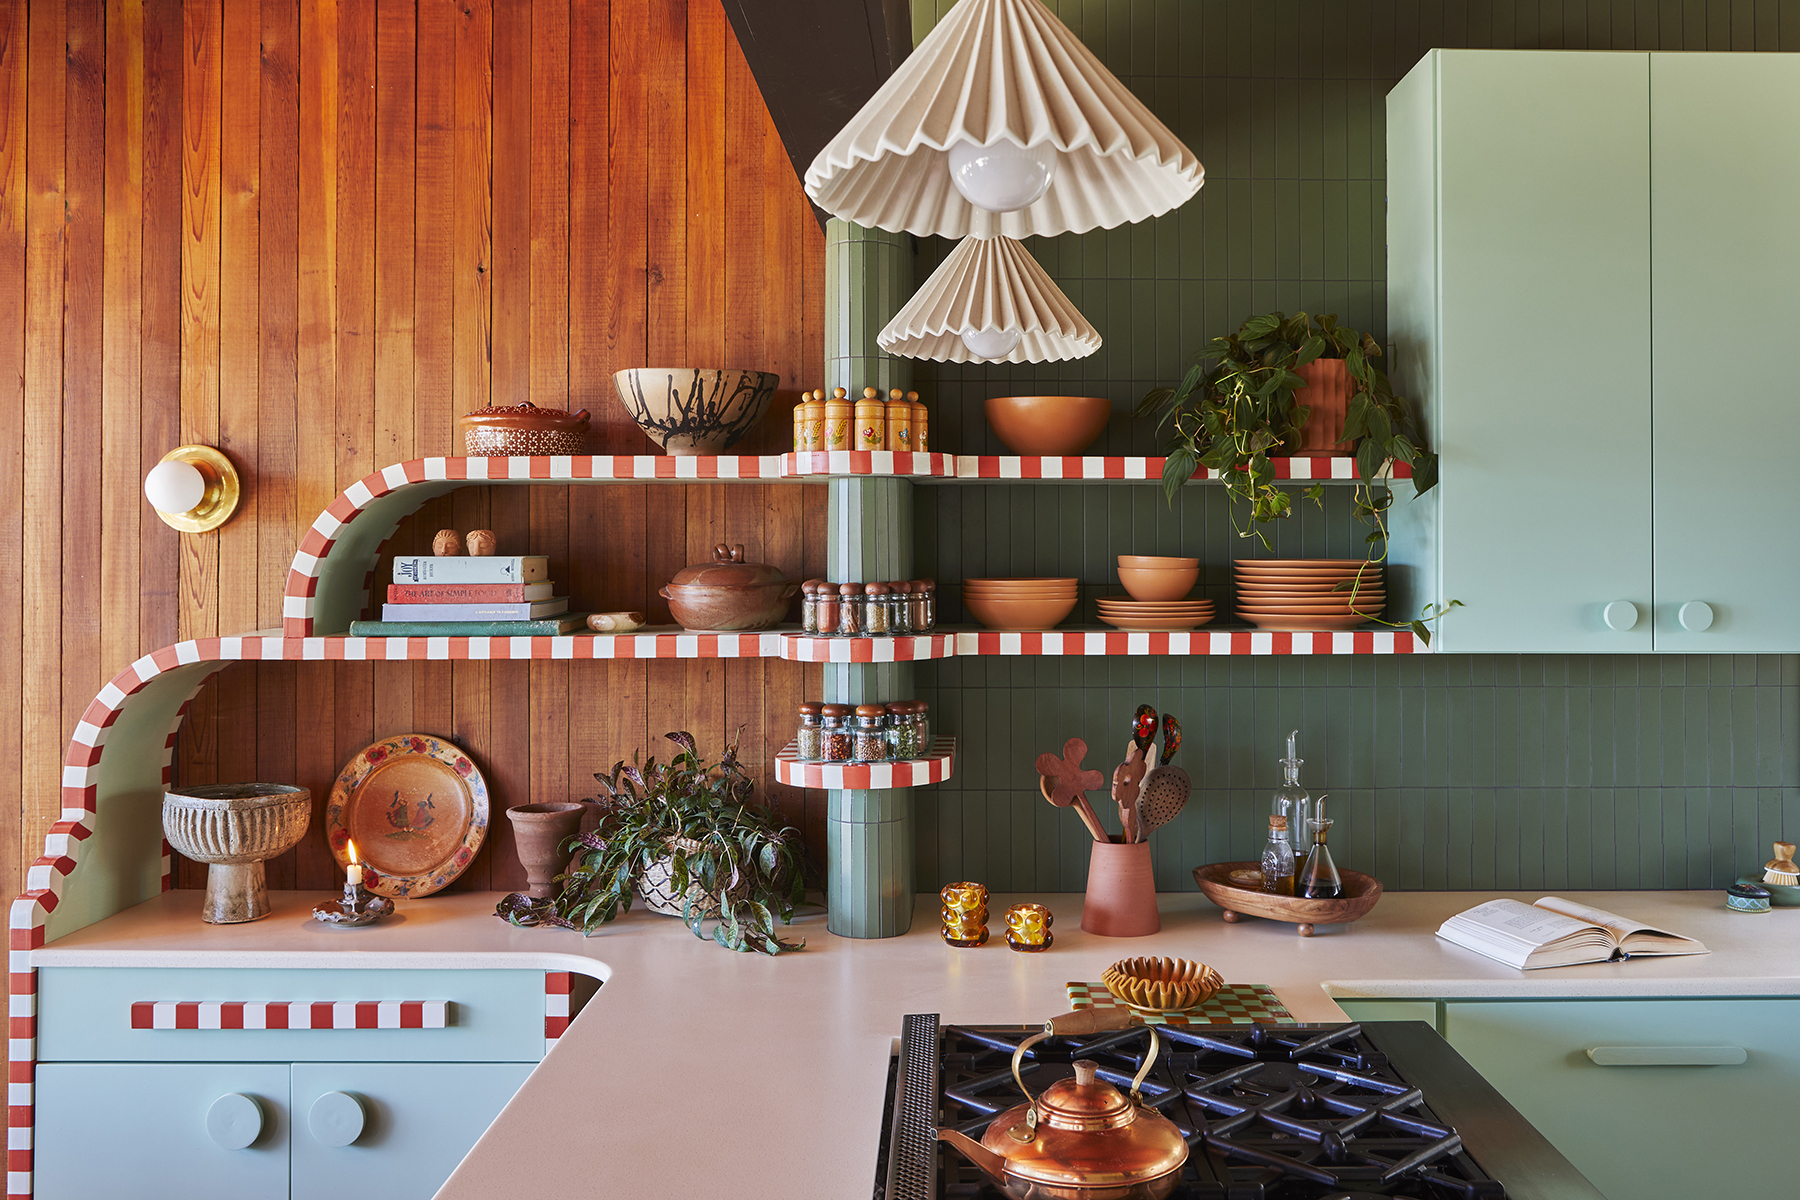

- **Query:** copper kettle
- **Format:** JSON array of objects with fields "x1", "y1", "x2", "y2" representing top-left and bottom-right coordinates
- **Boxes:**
[{"x1": 936, "y1": 1009, "x2": 1189, "y2": 1200}]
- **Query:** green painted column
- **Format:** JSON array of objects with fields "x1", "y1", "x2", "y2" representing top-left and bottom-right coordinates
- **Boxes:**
[{"x1": 822, "y1": 219, "x2": 920, "y2": 938}]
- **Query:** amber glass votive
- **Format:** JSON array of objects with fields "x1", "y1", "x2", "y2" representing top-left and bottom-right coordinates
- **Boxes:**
[
  {"x1": 1004, "y1": 902, "x2": 1054, "y2": 952},
  {"x1": 941, "y1": 882, "x2": 989, "y2": 947}
]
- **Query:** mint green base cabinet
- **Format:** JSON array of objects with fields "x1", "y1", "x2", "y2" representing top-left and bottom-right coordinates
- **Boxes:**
[
  {"x1": 291, "y1": 1062, "x2": 535, "y2": 1200},
  {"x1": 1442, "y1": 998, "x2": 1795, "y2": 1197},
  {"x1": 1333, "y1": 999, "x2": 1442, "y2": 1030},
  {"x1": 36, "y1": 1063, "x2": 292, "y2": 1199}
]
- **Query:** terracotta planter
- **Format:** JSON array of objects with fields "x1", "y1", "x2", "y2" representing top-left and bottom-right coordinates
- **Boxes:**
[
  {"x1": 1080, "y1": 837, "x2": 1161, "y2": 936},
  {"x1": 1289, "y1": 358, "x2": 1354, "y2": 455},
  {"x1": 505, "y1": 802, "x2": 586, "y2": 899}
]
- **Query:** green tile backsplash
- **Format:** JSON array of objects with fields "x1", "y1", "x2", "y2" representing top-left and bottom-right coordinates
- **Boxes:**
[{"x1": 898, "y1": 0, "x2": 1800, "y2": 893}]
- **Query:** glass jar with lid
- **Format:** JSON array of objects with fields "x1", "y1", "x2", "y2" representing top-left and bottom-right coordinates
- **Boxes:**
[
  {"x1": 914, "y1": 699, "x2": 931, "y2": 750},
  {"x1": 864, "y1": 583, "x2": 892, "y2": 635},
  {"x1": 795, "y1": 702, "x2": 824, "y2": 760},
  {"x1": 885, "y1": 701, "x2": 923, "y2": 760},
  {"x1": 819, "y1": 704, "x2": 854, "y2": 762},
  {"x1": 837, "y1": 583, "x2": 863, "y2": 636},
  {"x1": 799, "y1": 581, "x2": 820, "y2": 634},
  {"x1": 916, "y1": 579, "x2": 936, "y2": 631},
  {"x1": 852, "y1": 705, "x2": 889, "y2": 761},
  {"x1": 890, "y1": 581, "x2": 913, "y2": 634},
  {"x1": 814, "y1": 582, "x2": 840, "y2": 635}
]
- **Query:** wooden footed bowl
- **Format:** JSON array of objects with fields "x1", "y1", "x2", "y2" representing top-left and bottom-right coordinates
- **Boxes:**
[
  {"x1": 1102, "y1": 957, "x2": 1225, "y2": 1013},
  {"x1": 1192, "y1": 861, "x2": 1383, "y2": 936}
]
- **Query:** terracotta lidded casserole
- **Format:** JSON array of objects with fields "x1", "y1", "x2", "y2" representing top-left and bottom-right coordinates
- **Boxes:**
[
  {"x1": 460, "y1": 402, "x2": 591, "y2": 457},
  {"x1": 660, "y1": 544, "x2": 798, "y2": 632}
]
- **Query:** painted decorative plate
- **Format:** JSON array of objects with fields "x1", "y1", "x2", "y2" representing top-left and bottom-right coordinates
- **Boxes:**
[{"x1": 327, "y1": 733, "x2": 488, "y2": 898}]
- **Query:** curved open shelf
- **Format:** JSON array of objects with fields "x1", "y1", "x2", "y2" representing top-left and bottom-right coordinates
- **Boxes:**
[
  {"x1": 773, "y1": 735, "x2": 955, "y2": 789},
  {"x1": 781, "y1": 450, "x2": 955, "y2": 477},
  {"x1": 953, "y1": 627, "x2": 1425, "y2": 655},
  {"x1": 942, "y1": 454, "x2": 1411, "y2": 483}
]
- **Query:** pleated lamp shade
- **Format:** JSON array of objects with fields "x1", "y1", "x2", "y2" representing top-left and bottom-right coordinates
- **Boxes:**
[
  {"x1": 806, "y1": 0, "x2": 1203, "y2": 239},
  {"x1": 877, "y1": 234, "x2": 1102, "y2": 363}
]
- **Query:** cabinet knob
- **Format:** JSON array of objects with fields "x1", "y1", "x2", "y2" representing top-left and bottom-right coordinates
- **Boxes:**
[
  {"x1": 1603, "y1": 600, "x2": 1639, "y2": 631},
  {"x1": 206, "y1": 1093, "x2": 264, "y2": 1150},
  {"x1": 309, "y1": 1091, "x2": 367, "y2": 1147},
  {"x1": 1678, "y1": 601, "x2": 1715, "y2": 632}
]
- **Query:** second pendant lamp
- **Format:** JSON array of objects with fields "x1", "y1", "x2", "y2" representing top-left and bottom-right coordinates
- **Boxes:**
[{"x1": 877, "y1": 233, "x2": 1100, "y2": 364}]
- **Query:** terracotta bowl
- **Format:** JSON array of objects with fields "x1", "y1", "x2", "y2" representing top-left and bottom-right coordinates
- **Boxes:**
[
  {"x1": 1101, "y1": 956, "x2": 1225, "y2": 1012},
  {"x1": 984, "y1": 396, "x2": 1111, "y2": 455},
  {"x1": 963, "y1": 592, "x2": 1077, "y2": 630},
  {"x1": 1117, "y1": 555, "x2": 1199, "y2": 569},
  {"x1": 1116, "y1": 566, "x2": 1199, "y2": 602},
  {"x1": 614, "y1": 368, "x2": 780, "y2": 455}
]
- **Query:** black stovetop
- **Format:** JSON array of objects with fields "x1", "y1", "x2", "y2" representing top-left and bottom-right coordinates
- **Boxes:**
[{"x1": 876, "y1": 1017, "x2": 1607, "y2": 1200}]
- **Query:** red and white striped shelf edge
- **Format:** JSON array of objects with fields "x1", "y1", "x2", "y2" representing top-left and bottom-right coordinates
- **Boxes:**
[
  {"x1": 773, "y1": 736, "x2": 955, "y2": 789},
  {"x1": 949, "y1": 455, "x2": 1413, "y2": 481},
  {"x1": 130, "y1": 999, "x2": 449, "y2": 1030},
  {"x1": 778, "y1": 632, "x2": 955, "y2": 662},
  {"x1": 954, "y1": 628, "x2": 1426, "y2": 655},
  {"x1": 780, "y1": 450, "x2": 955, "y2": 477}
]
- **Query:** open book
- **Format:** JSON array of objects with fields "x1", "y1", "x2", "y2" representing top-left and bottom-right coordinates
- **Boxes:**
[{"x1": 1436, "y1": 896, "x2": 1709, "y2": 970}]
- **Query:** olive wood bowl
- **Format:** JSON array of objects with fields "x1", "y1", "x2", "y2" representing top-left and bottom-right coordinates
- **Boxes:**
[{"x1": 1192, "y1": 861, "x2": 1383, "y2": 936}]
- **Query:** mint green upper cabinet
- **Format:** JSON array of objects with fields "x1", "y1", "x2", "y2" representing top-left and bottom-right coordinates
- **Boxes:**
[
  {"x1": 1388, "y1": 51, "x2": 1653, "y2": 652},
  {"x1": 1650, "y1": 54, "x2": 1800, "y2": 652}
]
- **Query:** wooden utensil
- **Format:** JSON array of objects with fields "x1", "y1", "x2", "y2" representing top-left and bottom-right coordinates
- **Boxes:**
[
  {"x1": 1034, "y1": 738, "x2": 1109, "y2": 842},
  {"x1": 1138, "y1": 716, "x2": 1190, "y2": 839},
  {"x1": 1114, "y1": 741, "x2": 1147, "y2": 843}
]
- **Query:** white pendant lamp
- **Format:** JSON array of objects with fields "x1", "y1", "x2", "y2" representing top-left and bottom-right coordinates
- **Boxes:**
[
  {"x1": 877, "y1": 234, "x2": 1101, "y2": 363},
  {"x1": 805, "y1": 0, "x2": 1204, "y2": 241}
]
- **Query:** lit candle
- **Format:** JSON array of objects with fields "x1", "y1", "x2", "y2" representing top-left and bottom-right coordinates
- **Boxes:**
[{"x1": 345, "y1": 841, "x2": 363, "y2": 888}]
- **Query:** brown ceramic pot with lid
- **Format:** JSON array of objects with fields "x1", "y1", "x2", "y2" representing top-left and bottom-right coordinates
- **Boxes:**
[
  {"x1": 938, "y1": 1008, "x2": 1189, "y2": 1200},
  {"x1": 660, "y1": 544, "x2": 798, "y2": 632},
  {"x1": 461, "y1": 402, "x2": 592, "y2": 457}
]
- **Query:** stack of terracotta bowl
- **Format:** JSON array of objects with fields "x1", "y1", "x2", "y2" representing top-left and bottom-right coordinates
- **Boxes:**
[
  {"x1": 963, "y1": 578, "x2": 1078, "y2": 631},
  {"x1": 1234, "y1": 559, "x2": 1384, "y2": 630},
  {"x1": 1098, "y1": 556, "x2": 1215, "y2": 630}
]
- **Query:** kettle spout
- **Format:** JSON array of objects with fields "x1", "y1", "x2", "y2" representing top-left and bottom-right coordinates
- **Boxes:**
[{"x1": 936, "y1": 1128, "x2": 1010, "y2": 1188}]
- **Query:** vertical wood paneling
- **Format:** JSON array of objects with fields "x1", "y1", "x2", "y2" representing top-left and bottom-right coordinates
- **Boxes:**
[
  {"x1": 0, "y1": 0, "x2": 25, "y2": 888},
  {"x1": 178, "y1": 0, "x2": 219, "y2": 644}
]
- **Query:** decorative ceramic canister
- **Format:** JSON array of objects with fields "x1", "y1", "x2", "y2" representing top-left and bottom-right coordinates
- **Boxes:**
[
  {"x1": 1726, "y1": 882, "x2": 1772, "y2": 914},
  {"x1": 660, "y1": 544, "x2": 798, "y2": 632},
  {"x1": 460, "y1": 401, "x2": 591, "y2": 456},
  {"x1": 885, "y1": 389, "x2": 914, "y2": 451},
  {"x1": 855, "y1": 388, "x2": 888, "y2": 450},
  {"x1": 822, "y1": 387, "x2": 853, "y2": 450}
]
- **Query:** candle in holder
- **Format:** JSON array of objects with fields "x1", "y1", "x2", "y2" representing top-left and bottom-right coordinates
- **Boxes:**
[
  {"x1": 1004, "y1": 902, "x2": 1054, "y2": 952},
  {"x1": 940, "y1": 881, "x2": 988, "y2": 947},
  {"x1": 345, "y1": 840, "x2": 364, "y2": 888}
]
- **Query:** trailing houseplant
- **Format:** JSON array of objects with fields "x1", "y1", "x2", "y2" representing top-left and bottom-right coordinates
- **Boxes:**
[
  {"x1": 1137, "y1": 311, "x2": 1458, "y2": 640},
  {"x1": 495, "y1": 729, "x2": 809, "y2": 955}
]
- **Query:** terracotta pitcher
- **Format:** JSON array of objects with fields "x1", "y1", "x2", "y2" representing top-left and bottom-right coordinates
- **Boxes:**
[
  {"x1": 506, "y1": 802, "x2": 586, "y2": 899},
  {"x1": 1081, "y1": 838, "x2": 1161, "y2": 936}
]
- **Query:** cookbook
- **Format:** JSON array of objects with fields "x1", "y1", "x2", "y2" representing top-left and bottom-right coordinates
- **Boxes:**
[{"x1": 1436, "y1": 896, "x2": 1709, "y2": 970}]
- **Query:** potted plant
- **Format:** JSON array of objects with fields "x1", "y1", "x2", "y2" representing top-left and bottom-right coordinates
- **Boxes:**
[{"x1": 495, "y1": 729, "x2": 809, "y2": 955}]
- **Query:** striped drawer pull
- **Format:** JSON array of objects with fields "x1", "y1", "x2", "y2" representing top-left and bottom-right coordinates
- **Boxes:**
[{"x1": 131, "y1": 1000, "x2": 449, "y2": 1030}]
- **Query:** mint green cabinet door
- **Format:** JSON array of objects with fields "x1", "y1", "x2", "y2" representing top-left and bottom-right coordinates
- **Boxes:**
[
  {"x1": 290, "y1": 1061, "x2": 534, "y2": 1200},
  {"x1": 1650, "y1": 54, "x2": 1800, "y2": 652},
  {"x1": 1443, "y1": 998, "x2": 1796, "y2": 1196},
  {"x1": 1394, "y1": 51, "x2": 1653, "y2": 652}
]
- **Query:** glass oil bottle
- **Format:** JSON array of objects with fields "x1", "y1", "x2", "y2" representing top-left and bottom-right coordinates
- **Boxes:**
[
  {"x1": 1269, "y1": 729, "x2": 1310, "y2": 856},
  {"x1": 1299, "y1": 796, "x2": 1344, "y2": 900}
]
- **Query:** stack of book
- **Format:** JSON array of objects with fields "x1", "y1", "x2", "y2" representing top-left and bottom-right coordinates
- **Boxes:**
[{"x1": 347, "y1": 554, "x2": 587, "y2": 637}]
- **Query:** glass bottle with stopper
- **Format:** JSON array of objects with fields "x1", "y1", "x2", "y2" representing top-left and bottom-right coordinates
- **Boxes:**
[
  {"x1": 1269, "y1": 729, "x2": 1310, "y2": 853},
  {"x1": 1261, "y1": 815, "x2": 1295, "y2": 897},
  {"x1": 1298, "y1": 795, "x2": 1344, "y2": 900}
]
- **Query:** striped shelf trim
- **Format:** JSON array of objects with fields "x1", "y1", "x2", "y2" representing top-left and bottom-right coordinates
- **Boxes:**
[
  {"x1": 950, "y1": 455, "x2": 1411, "y2": 481},
  {"x1": 773, "y1": 736, "x2": 955, "y2": 790},
  {"x1": 780, "y1": 450, "x2": 955, "y2": 477},
  {"x1": 954, "y1": 629, "x2": 1424, "y2": 655},
  {"x1": 545, "y1": 972, "x2": 572, "y2": 1042},
  {"x1": 130, "y1": 1000, "x2": 448, "y2": 1031},
  {"x1": 778, "y1": 632, "x2": 955, "y2": 663}
]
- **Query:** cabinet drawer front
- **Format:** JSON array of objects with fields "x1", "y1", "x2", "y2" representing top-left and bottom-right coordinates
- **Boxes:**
[
  {"x1": 38, "y1": 967, "x2": 548, "y2": 1063},
  {"x1": 36, "y1": 1062, "x2": 291, "y2": 1200},
  {"x1": 1443, "y1": 998, "x2": 1797, "y2": 1197}
]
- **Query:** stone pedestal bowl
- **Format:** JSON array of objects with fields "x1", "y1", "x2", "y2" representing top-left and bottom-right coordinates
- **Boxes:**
[{"x1": 163, "y1": 784, "x2": 312, "y2": 923}]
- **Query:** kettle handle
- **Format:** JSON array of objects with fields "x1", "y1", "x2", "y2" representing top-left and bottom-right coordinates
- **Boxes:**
[{"x1": 1008, "y1": 1019, "x2": 1162, "y2": 1140}]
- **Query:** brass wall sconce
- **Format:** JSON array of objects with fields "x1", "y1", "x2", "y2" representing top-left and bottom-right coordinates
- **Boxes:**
[{"x1": 143, "y1": 445, "x2": 240, "y2": 533}]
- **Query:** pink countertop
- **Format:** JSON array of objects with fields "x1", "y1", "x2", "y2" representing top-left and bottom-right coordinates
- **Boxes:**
[{"x1": 34, "y1": 887, "x2": 1800, "y2": 1197}]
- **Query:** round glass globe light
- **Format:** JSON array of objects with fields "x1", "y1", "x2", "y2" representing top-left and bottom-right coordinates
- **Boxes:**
[
  {"x1": 947, "y1": 138, "x2": 1058, "y2": 213},
  {"x1": 961, "y1": 326, "x2": 1023, "y2": 360},
  {"x1": 144, "y1": 458, "x2": 207, "y2": 515}
]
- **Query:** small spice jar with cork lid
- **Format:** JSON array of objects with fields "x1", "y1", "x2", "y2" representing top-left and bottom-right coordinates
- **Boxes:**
[
  {"x1": 863, "y1": 582, "x2": 892, "y2": 634},
  {"x1": 837, "y1": 583, "x2": 864, "y2": 635},
  {"x1": 813, "y1": 581, "x2": 841, "y2": 635},
  {"x1": 890, "y1": 581, "x2": 913, "y2": 633},
  {"x1": 852, "y1": 705, "x2": 889, "y2": 761},
  {"x1": 799, "y1": 580, "x2": 822, "y2": 633},
  {"x1": 914, "y1": 579, "x2": 936, "y2": 630},
  {"x1": 795, "y1": 702, "x2": 824, "y2": 761},
  {"x1": 819, "y1": 704, "x2": 854, "y2": 762}
]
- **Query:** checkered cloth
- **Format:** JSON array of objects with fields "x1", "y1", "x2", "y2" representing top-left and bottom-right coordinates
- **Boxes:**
[{"x1": 1067, "y1": 980, "x2": 1293, "y2": 1026}]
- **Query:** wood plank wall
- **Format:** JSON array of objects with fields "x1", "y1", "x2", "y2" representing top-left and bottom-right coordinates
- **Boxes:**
[{"x1": 0, "y1": 0, "x2": 828, "y2": 906}]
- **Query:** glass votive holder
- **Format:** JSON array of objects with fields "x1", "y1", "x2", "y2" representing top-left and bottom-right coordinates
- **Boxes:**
[
  {"x1": 1004, "y1": 902, "x2": 1054, "y2": 952},
  {"x1": 941, "y1": 881, "x2": 988, "y2": 947}
]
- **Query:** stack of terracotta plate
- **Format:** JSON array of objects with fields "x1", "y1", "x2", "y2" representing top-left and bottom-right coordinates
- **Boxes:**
[
  {"x1": 962, "y1": 578, "x2": 1078, "y2": 631},
  {"x1": 1234, "y1": 559, "x2": 1384, "y2": 630},
  {"x1": 1096, "y1": 596, "x2": 1215, "y2": 631}
]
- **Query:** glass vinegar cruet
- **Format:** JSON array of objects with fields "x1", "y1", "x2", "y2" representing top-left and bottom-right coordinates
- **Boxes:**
[
  {"x1": 1270, "y1": 729, "x2": 1311, "y2": 854},
  {"x1": 1299, "y1": 795, "x2": 1344, "y2": 900}
]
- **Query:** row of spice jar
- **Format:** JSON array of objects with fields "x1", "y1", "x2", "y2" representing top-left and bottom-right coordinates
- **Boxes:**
[
  {"x1": 792, "y1": 387, "x2": 930, "y2": 454},
  {"x1": 795, "y1": 701, "x2": 932, "y2": 762},
  {"x1": 800, "y1": 579, "x2": 937, "y2": 635}
]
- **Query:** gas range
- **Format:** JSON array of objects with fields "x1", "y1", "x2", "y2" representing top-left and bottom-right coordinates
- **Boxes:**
[{"x1": 876, "y1": 1017, "x2": 1605, "y2": 1200}]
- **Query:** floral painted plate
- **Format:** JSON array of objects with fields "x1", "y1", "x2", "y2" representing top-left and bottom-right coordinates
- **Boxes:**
[{"x1": 327, "y1": 733, "x2": 488, "y2": 898}]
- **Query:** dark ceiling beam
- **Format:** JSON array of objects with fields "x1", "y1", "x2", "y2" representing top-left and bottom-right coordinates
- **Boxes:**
[{"x1": 720, "y1": 0, "x2": 914, "y2": 230}]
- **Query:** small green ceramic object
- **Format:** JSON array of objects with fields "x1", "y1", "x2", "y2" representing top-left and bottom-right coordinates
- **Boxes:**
[
  {"x1": 1738, "y1": 874, "x2": 1800, "y2": 906},
  {"x1": 1726, "y1": 882, "x2": 1772, "y2": 914}
]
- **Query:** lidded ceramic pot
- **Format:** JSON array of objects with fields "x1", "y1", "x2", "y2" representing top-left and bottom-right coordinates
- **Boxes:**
[
  {"x1": 460, "y1": 402, "x2": 591, "y2": 457},
  {"x1": 660, "y1": 544, "x2": 798, "y2": 632}
]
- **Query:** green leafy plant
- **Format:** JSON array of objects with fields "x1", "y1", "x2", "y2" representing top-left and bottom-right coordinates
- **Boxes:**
[
  {"x1": 1137, "y1": 311, "x2": 1459, "y2": 642},
  {"x1": 495, "y1": 729, "x2": 809, "y2": 955}
]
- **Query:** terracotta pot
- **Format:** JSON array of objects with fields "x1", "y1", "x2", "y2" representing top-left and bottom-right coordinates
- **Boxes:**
[
  {"x1": 660, "y1": 543, "x2": 797, "y2": 632},
  {"x1": 613, "y1": 368, "x2": 781, "y2": 455},
  {"x1": 1081, "y1": 838, "x2": 1161, "y2": 936},
  {"x1": 460, "y1": 402, "x2": 591, "y2": 457},
  {"x1": 1289, "y1": 358, "x2": 1354, "y2": 455},
  {"x1": 505, "y1": 802, "x2": 586, "y2": 899},
  {"x1": 984, "y1": 395, "x2": 1111, "y2": 455}
]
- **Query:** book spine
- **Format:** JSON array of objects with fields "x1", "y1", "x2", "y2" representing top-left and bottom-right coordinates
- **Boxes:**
[
  {"x1": 390, "y1": 556, "x2": 549, "y2": 584},
  {"x1": 380, "y1": 600, "x2": 568, "y2": 621},
  {"x1": 349, "y1": 615, "x2": 586, "y2": 637},
  {"x1": 386, "y1": 582, "x2": 552, "y2": 603}
]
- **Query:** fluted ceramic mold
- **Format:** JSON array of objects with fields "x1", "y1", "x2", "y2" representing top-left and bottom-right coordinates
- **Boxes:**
[{"x1": 163, "y1": 784, "x2": 312, "y2": 924}]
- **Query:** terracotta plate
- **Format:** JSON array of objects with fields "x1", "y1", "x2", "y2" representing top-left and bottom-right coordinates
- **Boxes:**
[
  {"x1": 327, "y1": 733, "x2": 490, "y2": 898},
  {"x1": 1233, "y1": 559, "x2": 1369, "y2": 568},
  {"x1": 1099, "y1": 613, "x2": 1216, "y2": 631},
  {"x1": 962, "y1": 578, "x2": 1077, "y2": 586},
  {"x1": 1239, "y1": 613, "x2": 1375, "y2": 630}
]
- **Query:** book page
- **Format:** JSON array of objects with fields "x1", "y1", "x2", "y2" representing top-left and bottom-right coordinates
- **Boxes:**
[
  {"x1": 1444, "y1": 899, "x2": 1596, "y2": 946},
  {"x1": 1533, "y1": 896, "x2": 1708, "y2": 955}
]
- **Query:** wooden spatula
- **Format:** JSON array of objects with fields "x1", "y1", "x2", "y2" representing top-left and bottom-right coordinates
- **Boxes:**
[{"x1": 1035, "y1": 738, "x2": 1109, "y2": 842}]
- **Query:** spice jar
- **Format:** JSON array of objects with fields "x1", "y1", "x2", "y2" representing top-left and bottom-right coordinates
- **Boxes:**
[
  {"x1": 820, "y1": 704, "x2": 854, "y2": 762},
  {"x1": 855, "y1": 387, "x2": 887, "y2": 451},
  {"x1": 796, "y1": 702, "x2": 824, "y2": 761},
  {"x1": 891, "y1": 581, "x2": 913, "y2": 634},
  {"x1": 909, "y1": 391, "x2": 928, "y2": 451},
  {"x1": 837, "y1": 582, "x2": 864, "y2": 636},
  {"x1": 885, "y1": 388, "x2": 914, "y2": 453},
  {"x1": 852, "y1": 705, "x2": 889, "y2": 761},
  {"x1": 814, "y1": 581, "x2": 841, "y2": 635},
  {"x1": 886, "y1": 701, "x2": 923, "y2": 760},
  {"x1": 799, "y1": 580, "x2": 820, "y2": 634},
  {"x1": 864, "y1": 582, "x2": 892, "y2": 634},
  {"x1": 798, "y1": 389, "x2": 826, "y2": 452},
  {"x1": 914, "y1": 699, "x2": 931, "y2": 748},
  {"x1": 822, "y1": 388, "x2": 853, "y2": 451},
  {"x1": 917, "y1": 579, "x2": 936, "y2": 631}
]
